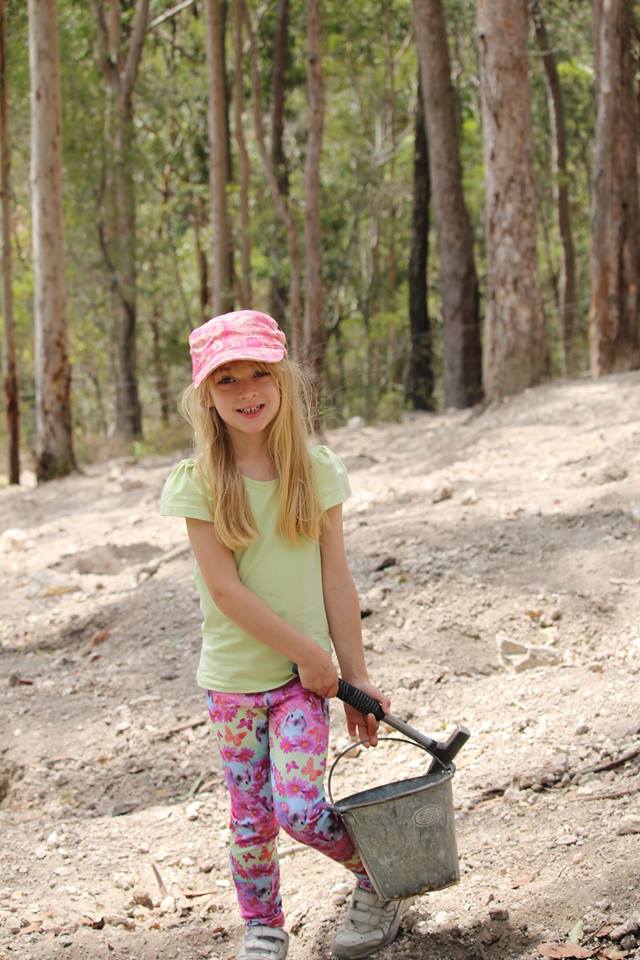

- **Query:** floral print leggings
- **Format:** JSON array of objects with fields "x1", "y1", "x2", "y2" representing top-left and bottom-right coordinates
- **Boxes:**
[{"x1": 207, "y1": 677, "x2": 372, "y2": 927}]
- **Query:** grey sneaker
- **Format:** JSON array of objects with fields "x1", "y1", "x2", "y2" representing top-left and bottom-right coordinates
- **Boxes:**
[
  {"x1": 237, "y1": 924, "x2": 289, "y2": 960},
  {"x1": 330, "y1": 887, "x2": 413, "y2": 958}
]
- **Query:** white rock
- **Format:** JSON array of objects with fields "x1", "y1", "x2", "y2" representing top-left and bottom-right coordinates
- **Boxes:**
[
  {"x1": 617, "y1": 816, "x2": 640, "y2": 836},
  {"x1": 0, "y1": 528, "x2": 30, "y2": 551},
  {"x1": 462, "y1": 489, "x2": 478, "y2": 505},
  {"x1": 160, "y1": 895, "x2": 175, "y2": 913},
  {"x1": 347, "y1": 416, "x2": 366, "y2": 430},
  {"x1": 185, "y1": 801, "x2": 203, "y2": 821},
  {"x1": 34, "y1": 846, "x2": 47, "y2": 861}
]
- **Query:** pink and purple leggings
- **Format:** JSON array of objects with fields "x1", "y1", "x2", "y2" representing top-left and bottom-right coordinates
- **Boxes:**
[{"x1": 207, "y1": 677, "x2": 371, "y2": 927}]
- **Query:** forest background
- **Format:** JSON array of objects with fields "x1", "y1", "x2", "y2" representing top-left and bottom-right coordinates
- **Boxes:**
[{"x1": 1, "y1": 0, "x2": 638, "y2": 483}]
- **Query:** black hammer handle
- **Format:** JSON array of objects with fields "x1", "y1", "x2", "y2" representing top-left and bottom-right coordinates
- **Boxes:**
[{"x1": 293, "y1": 666, "x2": 470, "y2": 765}]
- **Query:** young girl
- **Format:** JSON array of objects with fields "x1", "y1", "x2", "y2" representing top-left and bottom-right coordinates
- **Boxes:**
[{"x1": 160, "y1": 310, "x2": 412, "y2": 960}]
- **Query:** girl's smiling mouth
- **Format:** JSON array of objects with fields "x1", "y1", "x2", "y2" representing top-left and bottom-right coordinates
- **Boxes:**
[{"x1": 237, "y1": 404, "x2": 265, "y2": 417}]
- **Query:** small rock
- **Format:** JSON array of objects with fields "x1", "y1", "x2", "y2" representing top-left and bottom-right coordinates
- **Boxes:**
[
  {"x1": 186, "y1": 801, "x2": 203, "y2": 821},
  {"x1": 434, "y1": 911, "x2": 449, "y2": 925},
  {"x1": 34, "y1": 846, "x2": 47, "y2": 860},
  {"x1": 461, "y1": 489, "x2": 478, "y2": 505},
  {"x1": 620, "y1": 935, "x2": 638, "y2": 950},
  {"x1": 610, "y1": 918, "x2": 640, "y2": 941},
  {"x1": 132, "y1": 889, "x2": 153, "y2": 909},
  {"x1": 160, "y1": 896, "x2": 176, "y2": 913},
  {"x1": 198, "y1": 859, "x2": 215, "y2": 874},
  {"x1": 575, "y1": 724, "x2": 590, "y2": 736},
  {"x1": 489, "y1": 908, "x2": 509, "y2": 921},
  {"x1": 112, "y1": 873, "x2": 134, "y2": 891},
  {"x1": 556, "y1": 834, "x2": 578, "y2": 846},
  {"x1": 347, "y1": 416, "x2": 366, "y2": 430},
  {"x1": 432, "y1": 485, "x2": 453, "y2": 504},
  {"x1": 617, "y1": 816, "x2": 640, "y2": 836}
]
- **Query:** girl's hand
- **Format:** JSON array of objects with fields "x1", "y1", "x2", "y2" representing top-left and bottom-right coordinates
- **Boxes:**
[
  {"x1": 343, "y1": 679, "x2": 390, "y2": 748},
  {"x1": 297, "y1": 648, "x2": 340, "y2": 698}
]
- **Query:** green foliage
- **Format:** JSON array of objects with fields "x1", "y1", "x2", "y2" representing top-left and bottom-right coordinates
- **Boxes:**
[{"x1": 2, "y1": 0, "x2": 602, "y2": 460}]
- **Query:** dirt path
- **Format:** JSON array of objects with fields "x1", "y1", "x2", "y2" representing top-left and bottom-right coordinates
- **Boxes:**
[{"x1": 1, "y1": 372, "x2": 639, "y2": 960}]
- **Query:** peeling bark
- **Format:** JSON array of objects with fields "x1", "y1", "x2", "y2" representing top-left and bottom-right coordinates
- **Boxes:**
[
  {"x1": 28, "y1": 0, "x2": 76, "y2": 481},
  {"x1": 589, "y1": 0, "x2": 640, "y2": 374},
  {"x1": 477, "y1": 0, "x2": 546, "y2": 399}
]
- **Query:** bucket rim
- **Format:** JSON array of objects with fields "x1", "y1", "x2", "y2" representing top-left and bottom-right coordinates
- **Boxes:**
[{"x1": 327, "y1": 736, "x2": 455, "y2": 808}]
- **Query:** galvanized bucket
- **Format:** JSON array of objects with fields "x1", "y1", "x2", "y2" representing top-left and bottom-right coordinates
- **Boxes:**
[{"x1": 328, "y1": 737, "x2": 460, "y2": 901}]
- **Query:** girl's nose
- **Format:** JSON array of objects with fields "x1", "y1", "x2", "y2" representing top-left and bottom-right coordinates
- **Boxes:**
[{"x1": 238, "y1": 380, "x2": 257, "y2": 399}]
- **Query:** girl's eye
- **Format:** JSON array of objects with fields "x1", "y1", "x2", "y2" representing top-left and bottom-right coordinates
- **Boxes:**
[
  {"x1": 217, "y1": 376, "x2": 234, "y2": 385},
  {"x1": 254, "y1": 370, "x2": 270, "y2": 378}
]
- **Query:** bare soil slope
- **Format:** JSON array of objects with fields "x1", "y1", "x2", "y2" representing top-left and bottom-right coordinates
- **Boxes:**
[{"x1": 1, "y1": 372, "x2": 639, "y2": 960}]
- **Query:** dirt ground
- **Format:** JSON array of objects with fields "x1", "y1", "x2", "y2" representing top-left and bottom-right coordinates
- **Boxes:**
[{"x1": 1, "y1": 371, "x2": 639, "y2": 960}]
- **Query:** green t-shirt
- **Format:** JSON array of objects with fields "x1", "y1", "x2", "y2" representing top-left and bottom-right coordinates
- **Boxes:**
[{"x1": 159, "y1": 445, "x2": 351, "y2": 693}]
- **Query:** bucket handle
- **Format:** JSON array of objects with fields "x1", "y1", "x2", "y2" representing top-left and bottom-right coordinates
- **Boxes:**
[{"x1": 327, "y1": 736, "x2": 449, "y2": 807}]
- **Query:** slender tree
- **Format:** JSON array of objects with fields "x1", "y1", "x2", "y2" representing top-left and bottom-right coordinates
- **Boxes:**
[
  {"x1": 407, "y1": 71, "x2": 433, "y2": 411},
  {"x1": 0, "y1": 0, "x2": 18, "y2": 483},
  {"x1": 268, "y1": 0, "x2": 290, "y2": 325},
  {"x1": 232, "y1": 0, "x2": 251, "y2": 307},
  {"x1": 477, "y1": 0, "x2": 546, "y2": 399},
  {"x1": 28, "y1": 0, "x2": 75, "y2": 480},
  {"x1": 243, "y1": 0, "x2": 302, "y2": 351},
  {"x1": 590, "y1": 0, "x2": 640, "y2": 374},
  {"x1": 204, "y1": 0, "x2": 233, "y2": 315},
  {"x1": 92, "y1": 0, "x2": 149, "y2": 439},
  {"x1": 530, "y1": 0, "x2": 578, "y2": 376},
  {"x1": 303, "y1": 0, "x2": 325, "y2": 384},
  {"x1": 412, "y1": 0, "x2": 482, "y2": 409}
]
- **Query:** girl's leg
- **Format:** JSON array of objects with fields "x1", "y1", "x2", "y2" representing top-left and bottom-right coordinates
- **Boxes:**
[
  {"x1": 207, "y1": 690, "x2": 284, "y2": 927},
  {"x1": 266, "y1": 680, "x2": 373, "y2": 890}
]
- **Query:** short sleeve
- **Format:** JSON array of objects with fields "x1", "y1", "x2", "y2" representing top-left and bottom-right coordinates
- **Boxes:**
[
  {"x1": 159, "y1": 458, "x2": 213, "y2": 522},
  {"x1": 311, "y1": 445, "x2": 351, "y2": 511}
]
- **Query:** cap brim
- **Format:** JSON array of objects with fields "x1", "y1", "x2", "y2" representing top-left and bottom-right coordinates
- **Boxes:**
[{"x1": 193, "y1": 347, "x2": 286, "y2": 387}]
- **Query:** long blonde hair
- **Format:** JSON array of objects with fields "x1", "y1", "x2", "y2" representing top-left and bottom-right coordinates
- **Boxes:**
[{"x1": 179, "y1": 359, "x2": 323, "y2": 550}]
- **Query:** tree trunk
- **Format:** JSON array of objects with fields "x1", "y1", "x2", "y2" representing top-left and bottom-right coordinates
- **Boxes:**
[
  {"x1": 204, "y1": 0, "x2": 233, "y2": 315},
  {"x1": 412, "y1": 0, "x2": 482, "y2": 409},
  {"x1": 303, "y1": 0, "x2": 325, "y2": 389},
  {"x1": 92, "y1": 0, "x2": 149, "y2": 440},
  {"x1": 268, "y1": 0, "x2": 290, "y2": 325},
  {"x1": 232, "y1": 0, "x2": 251, "y2": 307},
  {"x1": 407, "y1": 71, "x2": 433, "y2": 411},
  {"x1": 28, "y1": 0, "x2": 75, "y2": 480},
  {"x1": 0, "y1": 0, "x2": 19, "y2": 484},
  {"x1": 590, "y1": 0, "x2": 640, "y2": 374},
  {"x1": 530, "y1": 0, "x2": 579, "y2": 376},
  {"x1": 477, "y1": 0, "x2": 546, "y2": 400},
  {"x1": 242, "y1": 0, "x2": 302, "y2": 351},
  {"x1": 149, "y1": 309, "x2": 171, "y2": 424},
  {"x1": 194, "y1": 195, "x2": 210, "y2": 323},
  {"x1": 112, "y1": 92, "x2": 142, "y2": 437}
]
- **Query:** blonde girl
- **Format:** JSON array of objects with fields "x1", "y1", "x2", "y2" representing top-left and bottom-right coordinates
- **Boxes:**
[{"x1": 160, "y1": 311, "x2": 412, "y2": 960}]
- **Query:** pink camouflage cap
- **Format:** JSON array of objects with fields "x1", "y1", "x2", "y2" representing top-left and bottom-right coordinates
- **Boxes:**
[{"x1": 189, "y1": 310, "x2": 288, "y2": 387}]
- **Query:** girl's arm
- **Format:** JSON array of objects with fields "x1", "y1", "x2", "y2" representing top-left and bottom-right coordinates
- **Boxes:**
[
  {"x1": 186, "y1": 517, "x2": 339, "y2": 698},
  {"x1": 320, "y1": 504, "x2": 390, "y2": 746}
]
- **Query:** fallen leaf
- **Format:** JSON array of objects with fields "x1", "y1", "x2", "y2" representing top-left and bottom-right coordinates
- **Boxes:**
[
  {"x1": 78, "y1": 916, "x2": 105, "y2": 930},
  {"x1": 42, "y1": 585, "x2": 78, "y2": 597},
  {"x1": 594, "y1": 926, "x2": 613, "y2": 939},
  {"x1": 19, "y1": 921, "x2": 43, "y2": 935},
  {"x1": 538, "y1": 944, "x2": 594, "y2": 959}
]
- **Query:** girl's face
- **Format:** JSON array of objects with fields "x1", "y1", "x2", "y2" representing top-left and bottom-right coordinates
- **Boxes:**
[{"x1": 207, "y1": 360, "x2": 281, "y2": 439}]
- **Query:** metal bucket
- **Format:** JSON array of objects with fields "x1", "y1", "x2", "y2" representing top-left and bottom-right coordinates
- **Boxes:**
[{"x1": 328, "y1": 737, "x2": 460, "y2": 901}]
